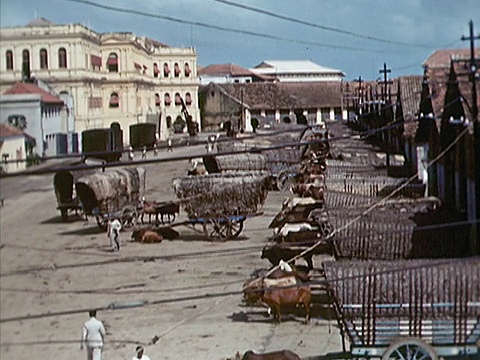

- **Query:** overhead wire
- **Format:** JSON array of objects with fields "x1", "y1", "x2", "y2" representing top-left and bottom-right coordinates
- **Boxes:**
[
  {"x1": 62, "y1": 0, "x2": 396, "y2": 53},
  {"x1": 212, "y1": 0, "x2": 432, "y2": 49}
]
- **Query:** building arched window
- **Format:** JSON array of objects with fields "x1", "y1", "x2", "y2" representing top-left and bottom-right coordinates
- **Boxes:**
[
  {"x1": 153, "y1": 62, "x2": 159, "y2": 78},
  {"x1": 155, "y1": 93, "x2": 161, "y2": 107},
  {"x1": 109, "y1": 92, "x2": 119, "y2": 108},
  {"x1": 40, "y1": 48, "x2": 48, "y2": 69},
  {"x1": 163, "y1": 63, "x2": 170, "y2": 78},
  {"x1": 166, "y1": 116, "x2": 172, "y2": 128},
  {"x1": 174, "y1": 63, "x2": 180, "y2": 78},
  {"x1": 184, "y1": 63, "x2": 191, "y2": 77},
  {"x1": 107, "y1": 52, "x2": 118, "y2": 72},
  {"x1": 164, "y1": 93, "x2": 171, "y2": 106},
  {"x1": 174, "y1": 93, "x2": 182, "y2": 106},
  {"x1": 22, "y1": 49, "x2": 31, "y2": 78},
  {"x1": 185, "y1": 92, "x2": 192, "y2": 106},
  {"x1": 5, "y1": 50, "x2": 13, "y2": 70},
  {"x1": 58, "y1": 48, "x2": 67, "y2": 68}
]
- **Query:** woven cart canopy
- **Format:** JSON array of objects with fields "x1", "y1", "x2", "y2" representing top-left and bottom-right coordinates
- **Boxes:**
[
  {"x1": 173, "y1": 171, "x2": 269, "y2": 218},
  {"x1": 203, "y1": 153, "x2": 267, "y2": 174},
  {"x1": 75, "y1": 167, "x2": 146, "y2": 215}
]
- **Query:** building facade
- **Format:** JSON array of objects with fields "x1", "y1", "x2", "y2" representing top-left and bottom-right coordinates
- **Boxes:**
[
  {"x1": 0, "y1": 18, "x2": 200, "y2": 143},
  {"x1": 0, "y1": 123, "x2": 35, "y2": 173}
]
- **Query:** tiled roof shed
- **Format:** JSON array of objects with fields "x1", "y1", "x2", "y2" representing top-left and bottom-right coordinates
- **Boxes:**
[
  {"x1": 0, "y1": 123, "x2": 34, "y2": 139},
  {"x1": 397, "y1": 76, "x2": 423, "y2": 138},
  {"x1": 278, "y1": 82, "x2": 343, "y2": 108},
  {"x1": 219, "y1": 83, "x2": 297, "y2": 110},
  {"x1": 199, "y1": 63, "x2": 274, "y2": 81},
  {"x1": 422, "y1": 48, "x2": 477, "y2": 69}
]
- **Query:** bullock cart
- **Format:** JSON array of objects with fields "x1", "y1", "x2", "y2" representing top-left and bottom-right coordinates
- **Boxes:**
[
  {"x1": 166, "y1": 171, "x2": 270, "y2": 241},
  {"x1": 75, "y1": 167, "x2": 146, "y2": 230},
  {"x1": 323, "y1": 258, "x2": 480, "y2": 359},
  {"x1": 53, "y1": 168, "x2": 99, "y2": 221}
]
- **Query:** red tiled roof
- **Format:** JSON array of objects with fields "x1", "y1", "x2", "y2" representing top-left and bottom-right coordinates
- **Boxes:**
[
  {"x1": 422, "y1": 48, "x2": 477, "y2": 69},
  {"x1": 3, "y1": 82, "x2": 64, "y2": 105},
  {"x1": 397, "y1": 76, "x2": 423, "y2": 138},
  {"x1": 0, "y1": 123, "x2": 32, "y2": 138},
  {"x1": 198, "y1": 63, "x2": 273, "y2": 81}
]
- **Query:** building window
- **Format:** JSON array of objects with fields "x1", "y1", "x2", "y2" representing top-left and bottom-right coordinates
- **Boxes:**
[
  {"x1": 166, "y1": 116, "x2": 172, "y2": 128},
  {"x1": 7, "y1": 114, "x2": 27, "y2": 130},
  {"x1": 109, "y1": 92, "x2": 119, "y2": 108},
  {"x1": 164, "y1": 93, "x2": 171, "y2": 106},
  {"x1": 155, "y1": 93, "x2": 161, "y2": 107},
  {"x1": 163, "y1": 63, "x2": 170, "y2": 77},
  {"x1": 153, "y1": 62, "x2": 159, "y2": 78},
  {"x1": 22, "y1": 49, "x2": 30, "y2": 78},
  {"x1": 174, "y1": 63, "x2": 180, "y2": 78},
  {"x1": 185, "y1": 92, "x2": 192, "y2": 106},
  {"x1": 89, "y1": 97, "x2": 103, "y2": 108},
  {"x1": 174, "y1": 93, "x2": 182, "y2": 106},
  {"x1": 40, "y1": 48, "x2": 48, "y2": 69},
  {"x1": 58, "y1": 48, "x2": 67, "y2": 68},
  {"x1": 91, "y1": 55, "x2": 102, "y2": 70},
  {"x1": 184, "y1": 63, "x2": 191, "y2": 77},
  {"x1": 6, "y1": 50, "x2": 13, "y2": 70},
  {"x1": 107, "y1": 53, "x2": 118, "y2": 72}
]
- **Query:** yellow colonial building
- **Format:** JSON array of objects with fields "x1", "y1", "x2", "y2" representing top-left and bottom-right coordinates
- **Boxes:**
[{"x1": 0, "y1": 18, "x2": 200, "y2": 142}]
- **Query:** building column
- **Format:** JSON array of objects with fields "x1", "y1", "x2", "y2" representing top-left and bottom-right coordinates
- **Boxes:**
[
  {"x1": 316, "y1": 108, "x2": 322, "y2": 124},
  {"x1": 245, "y1": 109, "x2": 252, "y2": 132},
  {"x1": 275, "y1": 109, "x2": 280, "y2": 122},
  {"x1": 329, "y1": 108, "x2": 335, "y2": 121}
]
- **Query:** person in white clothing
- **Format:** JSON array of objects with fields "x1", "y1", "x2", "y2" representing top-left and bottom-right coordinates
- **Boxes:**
[
  {"x1": 132, "y1": 345, "x2": 151, "y2": 360},
  {"x1": 81, "y1": 310, "x2": 106, "y2": 360},
  {"x1": 107, "y1": 217, "x2": 122, "y2": 251}
]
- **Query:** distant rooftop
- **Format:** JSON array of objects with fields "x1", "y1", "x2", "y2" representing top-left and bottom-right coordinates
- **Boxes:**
[
  {"x1": 0, "y1": 123, "x2": 32, "y2": 138},
  {"x1": 251, "y1": 60, "x2": 345, "y2": 76},
  {"x1": 198, "y1": 63, "x2": 273, "y2": 80},
  {"x1": 422, "y1": 48, "x2": 478, "y2": 69},
  {"x1": 3, "y1": 82, "x2": 64, "y2": 105},
  {"x1": 25, "y1": 17, "x2": 55, "y2": 27}
]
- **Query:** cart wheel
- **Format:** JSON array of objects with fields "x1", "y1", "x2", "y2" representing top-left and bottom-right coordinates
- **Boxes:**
[
  {"x1": 204, "y1": 215, "x2": 231, "y2": 241},
  {"x1": 96, "y1": 216, "x2": 108, "y2": 231},
  {"x1": 121, "y1": 205, "x2": 138, "y2": 231},
  {"x1": 382, "y1": 337, "x2": 438, "y2": 360},
  {"x1": 230, "y1": 219, "x2": 244, "y2": 238}
]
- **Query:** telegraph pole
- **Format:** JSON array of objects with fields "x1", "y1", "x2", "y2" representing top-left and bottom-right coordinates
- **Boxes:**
[
  {"x1": 378, "y1": 63, "x2": 393, "y2": 166},
  {"x1": 461, "y1": 20, "x2": 479, "y2": 254}
]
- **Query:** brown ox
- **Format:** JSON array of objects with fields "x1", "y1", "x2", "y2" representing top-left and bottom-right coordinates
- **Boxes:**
[
  {"x1": 262, "y1": 284, "x2": 311, "y2": 323},
  {"x1": 239, "y1": 349, "x2": 301, "y2": 360},
  {"x1": 140, "y1": 230, "x2": 163, "y2": 243},
  {"x1": 243, "y1": 278, "x2": 311, "y2": 324}
]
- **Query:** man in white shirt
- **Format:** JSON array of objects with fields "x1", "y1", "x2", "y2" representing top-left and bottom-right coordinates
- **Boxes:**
[
  {"x1": 132, "y1": 345, "x2": 151, "y2": 360},
  {"x1": 81, "y1": 310, "x2": 106, "y2": 360},
  {"x1": 107, "y1": 217, "x2": 122, "y2": 251}
]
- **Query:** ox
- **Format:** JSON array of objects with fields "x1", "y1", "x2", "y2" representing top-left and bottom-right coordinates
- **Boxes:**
[
  {"x1": 140, "y1": 230, "x2": 163, "y2": 243},
  {"x1": 243, "y1": 275, "x2": 311, "y2": 323},
  {"x1": 237, "y1": 349, "x2": 301, "y2": 360}
]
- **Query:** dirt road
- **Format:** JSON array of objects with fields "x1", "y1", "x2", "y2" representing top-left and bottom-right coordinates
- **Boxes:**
[{"x1": 0, "y1": 145, "x2": 343, "y2": 360}]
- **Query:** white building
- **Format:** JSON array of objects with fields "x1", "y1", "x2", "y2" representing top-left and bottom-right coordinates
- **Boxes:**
[
  {"x1": 0, "y1": 123, "x2": 35, "y2": 173},
  {"x1": 0, "y1": 18, "x2": 200, "y2": 143},
  {"x1": 250, "y1": 60, "x2": 345, "y2": 82},
  {"x1": 0, "y1": 82, "x2": 68, "y2": 156}
]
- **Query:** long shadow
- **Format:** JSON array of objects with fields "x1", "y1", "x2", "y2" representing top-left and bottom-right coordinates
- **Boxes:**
[
  {"x1": 303, "y1": 352, "x2": 352, "y2": 360},
  {"x1": 58, "y1": 226, "x2": 105, "y2": 236},
  {"x1": 40, "y1": 214, "x2": 85, "y2": 225}
]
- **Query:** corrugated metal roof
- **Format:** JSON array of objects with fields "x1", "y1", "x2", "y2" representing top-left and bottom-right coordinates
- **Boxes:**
[{"x1": 251, "y1": 60, "x2": 344, "y2": 75}]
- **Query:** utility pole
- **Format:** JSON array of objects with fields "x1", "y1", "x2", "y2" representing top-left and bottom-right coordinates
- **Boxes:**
[
  {"x1": 378, "y1": 63, "x2": 393, "y2": 166},
  {"x1": 461, "y1": 19, "x2": 479, "y2": 255}
]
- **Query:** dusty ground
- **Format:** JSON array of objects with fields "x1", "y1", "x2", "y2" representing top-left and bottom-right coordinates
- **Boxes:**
[{"x1": 0, "y1": 144, "x2": 344, "y2": 360}]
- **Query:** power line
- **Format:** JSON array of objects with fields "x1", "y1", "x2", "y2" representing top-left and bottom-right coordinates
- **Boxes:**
[
  {"x1": 212, "y1": 0, "x2": 432, "y2": 49},
  {"x1": 62, "y1": 0, "x2": 404, "y2": 53}
]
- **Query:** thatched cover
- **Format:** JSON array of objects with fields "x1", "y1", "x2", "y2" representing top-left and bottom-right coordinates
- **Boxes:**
[
  {"x1": 324, "y1": 258, "x2": 480, "y2": 346},
  {"x1": 75, "y1": 167, "x2": 146, "y2": 215},
  {"x1": 53, "y1": 169, "x2": 97, "y2": 206},
  {"x1": 203, "y1": 153, "x2": 267, "y2": 174},
  {"x1": 173, "y1": 171, "x2": 269, "y2": 218}
]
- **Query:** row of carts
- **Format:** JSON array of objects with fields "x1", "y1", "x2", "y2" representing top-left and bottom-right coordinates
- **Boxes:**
[{"x1": 52, "y1": 125, "x2": 480, "y2": 358}]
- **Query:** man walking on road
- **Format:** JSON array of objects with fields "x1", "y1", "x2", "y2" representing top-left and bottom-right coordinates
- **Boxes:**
[
  {"x1": 132, "y1": 345, "x2": 151, "y2": 360},
  {"x1": 81, "y1": 310, "x2": 106, "y2": 360},
  {"x1": 167, "y1": 138, "x2": 173, "y2": 152},
  {"x1": 107, "y1": 217, "x2": 122, "y2": 251}
]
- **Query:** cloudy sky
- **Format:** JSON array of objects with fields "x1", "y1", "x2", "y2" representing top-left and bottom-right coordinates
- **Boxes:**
[{"x1": 1, "y1": 0, "x2": 478, "y2": 79}]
